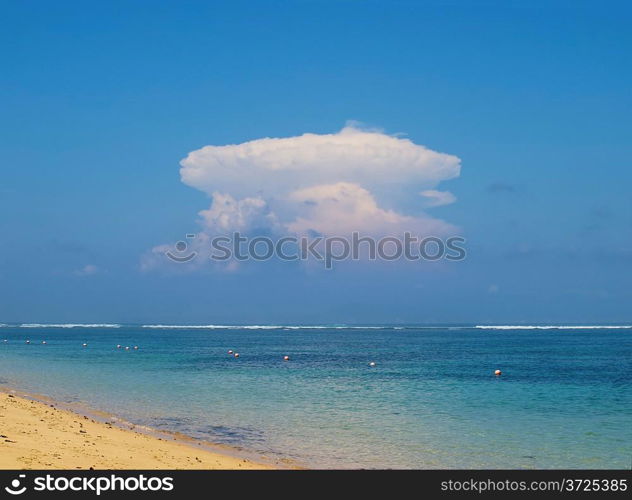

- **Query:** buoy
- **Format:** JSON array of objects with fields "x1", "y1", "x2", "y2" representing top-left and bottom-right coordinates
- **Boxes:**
[
  {"x1": 494, "y1": 369, "x2": 502, "y2": 376},
  {"x1": 133, "y1": 346, "x2": 138, "y2": 350},
  {"x1": 42, "y1": 341, "x2": 47, "y2": 345},
  {"x1": 125, "y1": 346, "x2": 130, "y2": 350},
  {"x1": 234, "y1": 352, "x2": 240, "y2": 358},
  {"x1": 82, "y1": 343, "x2": 87, "y2": 347},
  {"x1": 26, "y1": 340, "x2": 30, "y2": 344},
  {"x1": 116, "y1": 344, "x2": 122, "y2": 349},
  {"x1": 228, "y1": 350, "x2": 233, "y2": 355},
  {"x1": 369, "y1": 361, "x2": 376, "y2": 367},
  {"x1": 283, "y1": 355, "x2": 290, "y2": 361},
  {"x1": 2, "y1": 339, "x2": 7, "y2": 343}
]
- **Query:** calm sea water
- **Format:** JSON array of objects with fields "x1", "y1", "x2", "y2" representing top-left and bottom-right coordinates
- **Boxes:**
[{"x1": 0, "y1": 324, "x2": 630, "y2": 469}]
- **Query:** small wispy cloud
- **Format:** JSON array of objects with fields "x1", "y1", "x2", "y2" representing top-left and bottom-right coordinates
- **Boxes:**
[
  {"x1": 420, "y1": 189, "x2": 456, "y2": 207},
  {"x1": 487, "y1": 182, "x2": 517, "y2": 194},
  {"x1": 590, "y1": 206, "x2": 613, "y2": 220},
  {"x1": 74, "y1": 264, "x2": 99, "y2": 276}
]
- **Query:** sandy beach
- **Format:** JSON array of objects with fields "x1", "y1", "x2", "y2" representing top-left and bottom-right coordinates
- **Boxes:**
[{"x1": 0, "y1": 391, "x2": 275, "y2": 470}]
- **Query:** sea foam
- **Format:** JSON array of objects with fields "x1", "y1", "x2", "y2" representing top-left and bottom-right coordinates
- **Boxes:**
[
  {"x1": 475, "y1": 325, "x2": 632, "y2": 330},
  {"x1": 19, "y1": 323, "x2": 121, "y2": 328}
]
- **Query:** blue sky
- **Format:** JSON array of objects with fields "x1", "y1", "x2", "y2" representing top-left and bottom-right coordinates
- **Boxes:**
[{"x1": 1, "y1": 1, "x2": 631, "y2": 324}]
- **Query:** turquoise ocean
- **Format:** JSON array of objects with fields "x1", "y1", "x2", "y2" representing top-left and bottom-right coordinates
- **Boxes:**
[{"x1": 0, "y1": 324, "x2": 630, "y2": 469}]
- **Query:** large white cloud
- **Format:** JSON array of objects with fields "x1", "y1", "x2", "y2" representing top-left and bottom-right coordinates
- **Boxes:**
[
  {"x1": 179, "y1": 124, "x2": 461, "y2": 238},
  {"x1": 181, "y1": 124, "x2": 459, "y2": 200}
]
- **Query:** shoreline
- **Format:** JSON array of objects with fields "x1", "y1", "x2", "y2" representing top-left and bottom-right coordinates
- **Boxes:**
[{"x1": 0, "y1": 388, "x2": 290, "y2": 470}]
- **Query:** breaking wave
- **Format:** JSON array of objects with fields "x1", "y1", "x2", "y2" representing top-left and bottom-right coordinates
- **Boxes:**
[
  {"x1": 475, "y1": 325, "x2": 632, "y2": 330},
  {"x1": 19, "y1": 323, "x2": 122, "y2": 328}
]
